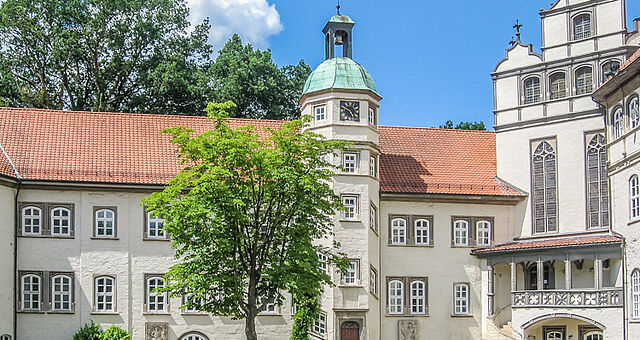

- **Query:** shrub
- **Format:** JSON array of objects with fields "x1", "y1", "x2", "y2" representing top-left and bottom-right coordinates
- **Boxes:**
[
  {"x1": 73, "y1": 321, "x2": 101, "y2": 340},
  {"x1": 99, "y1": 325, "x2": 131, "y2": 340}
]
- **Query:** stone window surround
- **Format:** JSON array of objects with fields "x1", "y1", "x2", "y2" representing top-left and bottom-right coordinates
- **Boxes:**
[
  {"x1": 144, "y1": 273, "x2": 169, "y2": 314},
  {"x1": 370, "y1": 266, "x2": 378, "y2": 298},
  {"x1": 385, "y1": 276, "x2": 429, "y2": 317},
  {"x1": 143, "y1": 209, "x2": 170, "y2": 241},
  {"x1": 571, "y1": 11, "x2": 593, "y2": 41},
  {"x1": 584, "y1": 131, "x2": 609, "y2": 230},
  {"x1": 449, "y1": 216, "x2": 494, "y2": 248},
  {"x1": 530, "y1": 137, "x2": 558, "y2": 235},
  {"x1": 341, "y1": 259, "x2": 361, "y2": 287},
  {"x1": 387, "y1": 214, "x2": 434, "y2": 247},
  {"x1": 18, "y1": 270, "x2": 75, "y2": 314},
  {"x1": 452, "y1": 282, "x2": 471, "y2": 316},
  {"x1": 18, "y1": 202, "x2": 75, "y2": 238},
  {"x1": 93, "y1": 274, "x2": 117, "y2": 314},
  {"x1": 340, "y1": 194, "x2": 360, "y2": 221},
  {"x1": 92, "y1": 206, "x2": 118, "y2": 239}
]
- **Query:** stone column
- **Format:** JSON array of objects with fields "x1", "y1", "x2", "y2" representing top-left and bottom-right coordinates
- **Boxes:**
[
  {"x1": 565, "y1": 255, "x2": 572, "y2": 290},
  {"x1": 488, "y1": 262, "x2": 495, "y2": 316},
  {"x1": 537, "y1": 256, "x2": 544, "y2": 291},
  {"x1": 594, "y1": 254, "x2": 602, "y2": 289},
  {"x1": 511, "y1": 259, "x2": 517, "y2": 291}
]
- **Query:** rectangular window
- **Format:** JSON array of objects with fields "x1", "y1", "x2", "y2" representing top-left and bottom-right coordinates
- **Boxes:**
[
  {"x1": 633, "y1": 176, "x2": 640, "y2": 220},
  {"x1": 312, "y1": 312, "x2": 327, "y2": 335},
  {"x1": 369, "y1": 155, "x2": 377, "y2": 177},
  {"x1": 314, "y1": 105, "x2": 326, "y2": 121},
  {"x1": 344, "y1": 260, "x2": 359, "y2": 285},
  {"x1": 318, "y1": 252, "x2": 328, "y2": 273},
  {"x1": 368, "y1": 107, "x2": 376, "y2": 126},
  {"x1": 632, "y1": 270, "x2": 640, "y2": 319},
  {"x1": 454, "y1": 283, "x2": 470, "y2": 315},
  {"x1": 370, "y1": 267, "x2": 378, "y2": 296},
  {"x1": 370, "y1": 204, "x2": 378, "y2": 232},
  {"x1": 260, "y1": 300, "x2": 278, "y2": 315},
  {"x1": 343, "y1": 153, "x2": 357, "y2": 173},
  {"x1": 342, "y1": 195, "x2": 358, "y2": 220},
  {"x1": 51, "y1": 273, "x2": 74, "y2": 312},
  {"x1": 145, "y1": 210, "x2": 168, "y2": 240},
  {"x1": 145, "y1": 275, "x2": 167, "y2": 313},
  {"x1": 182, "y1": 291, "x2": 200, "y2": 313},
  {"x1": 94, "y1": 275, "x2": 116, "y2": 313}
]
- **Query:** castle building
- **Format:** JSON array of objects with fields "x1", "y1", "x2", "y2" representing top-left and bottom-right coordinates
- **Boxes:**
[{"x1": 0, "y1": 1, "x2": 639, "y2": 339}]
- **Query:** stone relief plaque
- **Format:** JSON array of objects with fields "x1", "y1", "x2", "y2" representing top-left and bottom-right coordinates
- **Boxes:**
[
  {"x1": 398, "y1": 319, "x2": 418, "y2": 340},
  {"x1": 145, "y1": 322, "x2": 169, "y2": 340}
]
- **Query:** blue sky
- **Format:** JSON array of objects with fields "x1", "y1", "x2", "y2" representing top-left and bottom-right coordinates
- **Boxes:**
[{"x1": 189, "y1": 0, "x2": 640, "y2": 129}]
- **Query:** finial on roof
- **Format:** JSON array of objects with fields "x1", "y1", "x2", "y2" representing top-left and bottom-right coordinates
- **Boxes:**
[
  {"x1": 509, "y1": 37, "x2": 517, "y2": 47},
  {"x1": 337, "y1": 0, "x2": 340, "y2": 15},
  {"x1": 513, "y1": 19, "x2": 523, "y2": 41}
]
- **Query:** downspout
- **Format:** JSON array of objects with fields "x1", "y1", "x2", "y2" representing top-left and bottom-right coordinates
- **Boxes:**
[{"x1": 0, "y1": 141, "x2": 22, "y2": 340}]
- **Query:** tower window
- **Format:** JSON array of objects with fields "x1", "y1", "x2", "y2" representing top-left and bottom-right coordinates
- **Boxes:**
[
  {"x1": 314, "y1": 105, "x2": 326, "y2": 121},
  {"x1": 574, "y1": 14, "x2": 592, "y2": 40},
  {"x1": 342, "y1": 195, "x2": 358, "y2": 220},
  {"x1": 523, "y1": 77, "x2": 541, "y2": 104},
  {"x1": 549, "y1": 72, "x2": 566, "y2": 99},
  {"x1": 368, "y1": 107, "x2": 376, "y2": 126},
  {"x1": 575, "y1": 66, "x2": 593, "y2": 95},
  {"x1": 343, "y1": 152, "x2": 357, "y2": 173}
]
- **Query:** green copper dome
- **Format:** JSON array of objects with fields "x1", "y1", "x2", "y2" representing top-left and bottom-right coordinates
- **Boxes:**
[{"x1": 302, "y1": 57, "x2": 378, "y2": 96}]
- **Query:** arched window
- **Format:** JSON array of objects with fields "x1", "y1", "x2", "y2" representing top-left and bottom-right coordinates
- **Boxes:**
[
  {"x1": 453, "y1": 283, "x2": 470, "y2": 315},
  {"x1": 476, "y1": 220, "x2": 491, "y2": 246},
  {"x1": 146, "y1": 276, "x2": 166, "y2": 313},
  {"x1": 574, "y1": 14, "x2": 592, "y2": 40},
  {"x1": 575, "y1": 66, "x2": 593, "y2": 94},
  {"x1": 613, "y1": 107, "x2": 624, "y2": 138},
  {"x1": 21, "y1": 274, "x2": 40, "y2": 311},
  {"x1": 50, "y1": 207, "x2": 71, "y2": 236},
  {"x1": 532, "y1": 141, "x2": 557, "y2": 234},
  {"x1": 388, "y1": 280, "x2": 404, "y2": 315},
  {"x1": 584, "y1": 331, "x2": 603, "y2": 340},
  {"x1": 549, "y1": 72, "x2": 566, "y2": 99},
  {"x1": 629, "y1": 97, "x2": 639, "y2": 129},
  {"x1": 414, "y1": 219, "x2": 430, "y2": 245},
  {"x1": 410, "y1": 280, "x2": 426, "y2": 315},
  {"x1": 602, "y1": 60, "x2": 621, "y2": 81},
  {"x1": 391, "y1": 218, "x2": 407, "y2": 245},
  {"x1": 632, "y1": 269, "x2": 640, "y2": 319},
  {"x1": 523, "y1": 77, "x2": 541, "y2": 104},
  {"x1": 631, "y1": 175, "x2": 639, "y2": 220},
  {"x1": 95, "y1": 209, "x2": 115, "y2": 238},
  {"x1": 547, "y1": 331, "x2": 564, "y2": 340},
  {"x1": 94, "y1": 276, "x2": 115, "y2": 312},
  {"x1": 453, "y1": 220, "x2": 469, "y2": 246},
  {"x1": 51, "y1": 274, "x2": 72, "y2": 312},
  {"x1": 586, "y1": 134, "x2": 609, "y2": 229},
  {"x1": 180, "y1": 332, "x2": 209, "y2": 340},
  {"x1": 146, "y1": 211, "x2": 166, "y2": 239},
  {"x1": 21, "y1": 206, "x2": 42, "y2": 235}
]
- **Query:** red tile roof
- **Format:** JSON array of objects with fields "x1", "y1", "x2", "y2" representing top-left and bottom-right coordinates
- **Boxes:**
[
  {"x1": 379, "y1": 126, "x2": 523, "y2": 196},
  {"x1": 0, "y1": 144, "x2": 16, "y2": 178},
  {"x1": 0, "y1": 107, "x2": 525, "y2": 197},
  {"x1": 618, "y1": 48, "x2": 640, "y2": 73},
  {"x1": 472, "y1": 235, "x2": 622, "y2": 255}
]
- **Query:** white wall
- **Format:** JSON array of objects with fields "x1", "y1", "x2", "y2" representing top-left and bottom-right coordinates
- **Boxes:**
[{"x1": 0, "y1": 184, "x2": 16, "y2": 337}]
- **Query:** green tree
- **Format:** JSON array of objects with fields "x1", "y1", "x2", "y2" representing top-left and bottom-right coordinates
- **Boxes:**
[
  {"x1": 209, "y1": 35, "x2": 311, "y2": 120},
  {"x1": 142, "y1": 101, "x2": 349, "y2": 340},
  {"x1": 439, "y1": 120, "x2": 487, "y2": 130},
  {"x1": 0, "y1": 0, "x2": 212, "y2": 114}
]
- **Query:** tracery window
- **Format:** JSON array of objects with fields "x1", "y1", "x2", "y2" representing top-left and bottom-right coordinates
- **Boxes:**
[
  {"x1": 586, "y1": 134, "x2": 609, "y2": 229},
  {"x1": 574, "y1": 14, "x2": 592, "y2": 40},
  {"x1": 532, "y1": 141, "x2": 557, "y2": 234},
  {"x1": 391, "y1": 218, "x2": 407, "y2": 245},
  {"x1": 576, "y1": 67, "x2": 593, "y2": 95},
  {"x1": 523, "y1": 77, "x2": 541, "y2": 104},
  {"x1": 549, "y1": 72, "x2": 566, "y2": 99}
]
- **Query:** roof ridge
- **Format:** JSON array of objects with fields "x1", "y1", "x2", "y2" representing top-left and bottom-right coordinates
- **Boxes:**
[{"x1": 380, "y1": 125, "x2": 495, "y2": 134}]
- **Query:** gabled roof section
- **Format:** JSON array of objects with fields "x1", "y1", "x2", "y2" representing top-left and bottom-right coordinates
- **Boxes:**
[
  {"x1": 493, "y1": 41, "x2": 543, "y2": 74},
  {"x1": 379, "y1": 126, "x2": 525, "y2": 197}
]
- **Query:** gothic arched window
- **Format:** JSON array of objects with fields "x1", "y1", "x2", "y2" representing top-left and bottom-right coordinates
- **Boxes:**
[
  {"x1": 532, "y1": 141, "x2": 557, "y2": 234},
  {"x1": 586, "y1": 134, "x2": 609, "y2": 229}
]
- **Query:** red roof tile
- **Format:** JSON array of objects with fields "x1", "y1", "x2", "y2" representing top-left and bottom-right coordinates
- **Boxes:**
[
  {"x1": 0, "y1": 107, "x2": 525, "y2": 197},
  {"x1": 473, "y1": 235, "x2": 622, "y2": 255},
  {"x1": 618, "y1": 48, "x2": 640, "y2": 72},
  {"x1": 379, "y1": 126, "x2": 523, "y2": 196}
]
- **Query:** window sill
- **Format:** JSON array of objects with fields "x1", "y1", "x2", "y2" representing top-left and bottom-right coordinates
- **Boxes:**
[
  {"x1": 258, "y1": 313, "x2": 282, "y2": 317},
  {"x1": 451, "y1": 245, "x2": 475, "y2": 248},
  {"x1": 143, "y1": 312, "x2": 171, "y2": 315},
  {"x1": 91, "y1": 312, "x2": 119, "y2": 315},
  {"x1": 451, "y1": 314, "x2": 473, "y2": 318},
  {"x1": 628, "y1": 218, "x2": 640, "y2": 226},
  {"x1": 18, "y1": 235, "x2": 75, "y2": 239},
  {"x1": 388, "y1": 244, "x2": 434, "y2": 248},
  {"x1": 629, "y1": 319, "x2": 640, "y2": 324},
  {"x1": 385, "y1": 314, "x2": 429, "y2": 317},
  {"x1": 181, "y1": 312, "x2": 208, "y2": 316},
  {"x1": 143, "y1": 238, "x2": 171, "y2": 242},
  {"x1": 17, "y1": 310, "x2": 45, "y2": 314},
  {"x1": 48, "y1": 310, "x2": 75, "y2": 314},
  {"x1": 339, "y1": 284, "x2": 364, "y2": 288},
  {"x1": 310, "y1": 332, "x2": 327, "y2": 340},
  {"x1": 91, "y1": 237, "x2": 119, "y2": 240},
  {"x1": 339, "y1": 219, "x2": 361, "y2": 223}
]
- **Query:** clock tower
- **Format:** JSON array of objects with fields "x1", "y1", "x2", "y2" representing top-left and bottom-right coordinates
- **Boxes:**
[{"x1": 300, "y1": 8, "x2": 381, "y2": 340}]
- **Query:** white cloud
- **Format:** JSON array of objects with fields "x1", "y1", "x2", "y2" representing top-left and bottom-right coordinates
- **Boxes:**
[{"x1": 187, "y1": 0, "x2": 283, "y2": 50}]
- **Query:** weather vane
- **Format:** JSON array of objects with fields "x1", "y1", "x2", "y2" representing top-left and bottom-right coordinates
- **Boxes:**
[{"x1": 513, "y1": 19, "x2": 523, "y2": 41}]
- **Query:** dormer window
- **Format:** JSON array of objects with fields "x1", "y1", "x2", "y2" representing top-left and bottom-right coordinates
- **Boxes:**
[
  {"x1": 574, "y1": 14, "x2": 592, "y2": 40},
  {"x1": 523, "y1": 77, "x2": 541, "y2": 104},
  {"x1": 314, "y1": 104, "x2": 326, "y2": 121}
]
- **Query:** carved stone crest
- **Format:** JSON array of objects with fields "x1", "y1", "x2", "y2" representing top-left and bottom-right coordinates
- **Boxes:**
[
  {"x1": 398, "y1": 320, "x2": 418, "y2": 340},
  {"x1": 145, "y1": 322, "x2": 168, "y2": 340}
]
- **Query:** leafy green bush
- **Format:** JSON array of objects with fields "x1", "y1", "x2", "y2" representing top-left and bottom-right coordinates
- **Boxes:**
[
  {"x1": 73, "y1": 321, "x2": 101, "y2": 340},
  {"x1": 99, "y1": 325, "x2": 131, "y2": 340}
]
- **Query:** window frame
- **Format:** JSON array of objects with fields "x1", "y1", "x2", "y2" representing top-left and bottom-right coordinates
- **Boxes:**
[
  {"x1": 370, "y1": 266, "x2": 378, "y2": 297},
  {"x1": 341, "y1": 195, "x2": 359, "y2": 220},
  {"x1": 585, "y1": 132, "x2": 609, "y2": 229},
  {"x1": 145, "y1": 274, "x2": 168, "y2": 314},
  {"x1": 370, "y1": 203, "x2": 378, "y2": 233},
  {"x1": 410, "y1": 280, "x2": 427, "y2": 315},
  {"x1": 631, "y1": 175, "x2": 640, "y2": 221},
  {"x1": 613, "y1": 107, "x2": 624, "y2": 139},
  {"x1": 94, "y1": 275, "x2": 116, "y2": 313},
  {"x1": 144, "y1": 210, "x2": 168, "y2": 241},
  {"x1": 21, "y1": 205, "x2": 43, "y2": 236},
  {"x1": 19, "y1": 272, "x2": 42, "y2": 312},
  {"x1": 414, "y1": 219, "x2": 430, "y2": 246},
  {"x1": 475, "y1": 220, "x2": 492, "y2": 247},
  {"x1": 390, "y1": 218, "x2": 407, "y2": 245},
  {"x1": 453, "y1": 282, "x2": 470, "y2": 316},
  {"x1": 531, "y1": 139, "x2": 558, "y2": 234},
  {"x1": 575, "y1": 66, "x2": 594, "y2": 95},
  {"x1": 314, "y1": 104, "x2": 326, "y2": 121},
  {"x1": 632, "y1": 269, "x2": 640, "y2": 319},
  {"x1": 369, "y1": 155, "x2": 377, "y2": 177},
  {"x1": 548, "y1": 71, "x2": 566, "y2": 100},
  {"x1": 343, "y1": 259, "x2": 360, "y2": 286},
  {"x1": 368, "y1": 106, "x2": 376, "y2": 126},
  {"x1": 523, "y1": 76, "x2": 541, "y2": 104},
  {"x1": 453, "y1": 219, "x2": 470, "y2": 246},
  {"x1": 342, "y1": 152, "x2": 357, "y2": 173},
  {"x1": 388, "y1": 279, "x2": 404, "y2": 315},
  {"x1": 573, "y1": 13, "x2": 592, "y2": 40},
  {"x1": 50, "y1": 273, "x2": 74, "y2": 313},
  {"x1": 50, "y1": 206, "x2": 72, "y2": 237},
  {"x1": 312, "y1": 311, "x2": 327, "y2": 336},
  {"x1": 93, "y1": 206, "x2": 117, "y2": 239}
]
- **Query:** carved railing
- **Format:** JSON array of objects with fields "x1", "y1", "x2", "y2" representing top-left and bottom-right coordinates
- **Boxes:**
[{"x1": 512, "y1": 288, "x2": 622, "y2": 308}]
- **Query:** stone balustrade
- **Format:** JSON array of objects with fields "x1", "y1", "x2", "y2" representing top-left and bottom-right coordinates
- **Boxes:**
[{"x1": 512, "y1": 288, "x2": 622, "y2": 308}]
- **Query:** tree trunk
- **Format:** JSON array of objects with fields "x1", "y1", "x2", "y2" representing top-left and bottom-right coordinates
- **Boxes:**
[{"x1": 245, "y1": 311, "x2": 258, "y2": 340}]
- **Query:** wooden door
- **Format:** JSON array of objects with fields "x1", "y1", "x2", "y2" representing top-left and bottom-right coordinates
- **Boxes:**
[{"x1": 340, "y1": 321, "x2": 359, "y2": 340}]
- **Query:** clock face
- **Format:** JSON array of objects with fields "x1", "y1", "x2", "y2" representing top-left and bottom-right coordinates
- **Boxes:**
[{"x1": 339, "y1": 101, "x2": 360, "y2": 122}]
